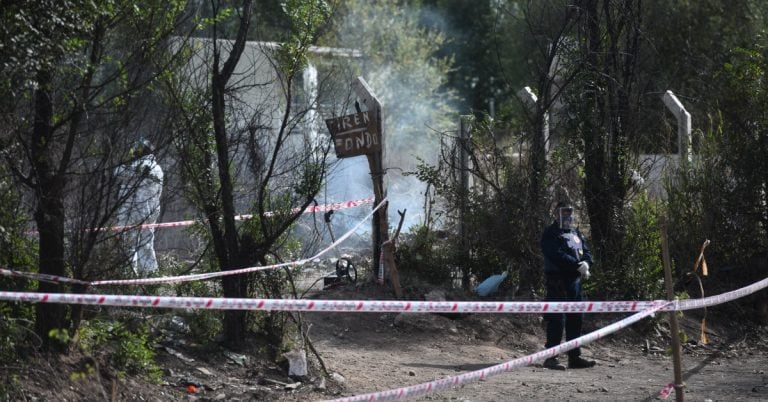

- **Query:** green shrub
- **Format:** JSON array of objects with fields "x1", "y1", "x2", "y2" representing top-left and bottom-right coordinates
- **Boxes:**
[
  {"x1": 395, "y1": 224, "x2": 455, "y2": 286},
  {"x1": 0, "y1": 374, "x2": 21, "y2": 401},
  {"x1": 78, "y1": 319, "x2": 163, "y2": 382},
  {"x1": 169, "y1": 256, "x2": 223, "y2": 342},
  {"x1": 0, "y1": 305, "x2": 33, "y2": 362},
  {"x1": 666, "y1": 109, "x2": 767, "y2": 288},
  {"x1": 0, "y1": 170, "x2": 38, "y2": 361},
  {"x1": 180, "y1": 309, "x2": 223, "y2": 343},
  {"x1": 588, "y1": 193, "x2": 665, "y2": 300},
  {"x1": 402, "y1": 115, "x2": 549, "y2": 293}
]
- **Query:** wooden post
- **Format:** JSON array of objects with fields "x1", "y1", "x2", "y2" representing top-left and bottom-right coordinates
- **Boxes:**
[
  {"x1": 661, "y1": 218, "x2": 685, "y2": 402},
  {"x1": 381, "y1": 240, "x2": 402, "y2": 298},
  {"x1": 367, "y1": 153, "x2": 387, "y2": 284},
  {"x1": 351, "y1": 77, "x2": 389, "y2": 284},
  {"x1": 385, "y1": 209, "x2": 406, "y2": 298}
]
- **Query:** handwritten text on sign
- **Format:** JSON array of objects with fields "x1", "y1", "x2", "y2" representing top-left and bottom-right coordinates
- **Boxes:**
[{"x1": 325, "y1": 111, "x2": 380, "y2": 158}]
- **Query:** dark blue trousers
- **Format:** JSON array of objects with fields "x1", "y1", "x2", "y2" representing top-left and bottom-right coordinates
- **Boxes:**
[{"x1": 544, "y1": 273, "x2": 584, "y2": 358}]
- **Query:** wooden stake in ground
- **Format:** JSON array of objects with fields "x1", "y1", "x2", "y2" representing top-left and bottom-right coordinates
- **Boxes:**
[
  {"x1": 351, "y1": 77, "x2": 389, "y2": 284},
  {"x1": 381, "y1": 208, "x2": 407, "y2": 298},
  {"x1": 381, "y1": 240, "x2": 402, "y2": 298},
  {"x1": 661, "y1": 217, "x2": 685, "y2": 402}
]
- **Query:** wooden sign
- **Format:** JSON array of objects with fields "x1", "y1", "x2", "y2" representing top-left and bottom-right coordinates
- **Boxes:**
[{"x1": 325, "y1": 111, "x2": 380, "y2": 158}]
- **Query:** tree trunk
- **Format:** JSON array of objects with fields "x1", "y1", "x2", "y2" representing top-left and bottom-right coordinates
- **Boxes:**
[
  {"x1": 209, "y1": 0, "x2": 253, "y2": 346},
  {"x1": 212, "y1": 70, "x2": 247, "y2": 345},
  {"x1": 578, "y1": 0, "x2": 636, "y2": 274},
  {"x1": 31, "y1": 69, "x2": 68, "y2": 351}
]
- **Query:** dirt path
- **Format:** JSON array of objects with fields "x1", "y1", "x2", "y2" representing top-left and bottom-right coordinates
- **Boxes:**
[{"x1": 300, "y1": 308, "x2": 768, "y2": 402}]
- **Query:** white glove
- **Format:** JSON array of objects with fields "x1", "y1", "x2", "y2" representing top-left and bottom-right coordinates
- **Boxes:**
[{"x1": 577, "y1": 261, "x2": 590, "y2": 280}]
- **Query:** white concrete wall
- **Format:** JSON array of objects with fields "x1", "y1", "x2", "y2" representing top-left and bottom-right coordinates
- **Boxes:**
[{"x1": 637, "y1": 153, "x2": 683, "y2": 199}]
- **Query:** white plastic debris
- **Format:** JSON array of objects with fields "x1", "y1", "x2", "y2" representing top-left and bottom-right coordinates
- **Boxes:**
[{"x1": 283, "y1": 349, "x2": 308, "y2": 377}]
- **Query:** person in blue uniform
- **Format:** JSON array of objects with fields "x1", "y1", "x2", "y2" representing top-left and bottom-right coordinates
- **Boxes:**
[{"x1": 540, "y1": 201, "x2": 596, "y2": 370}]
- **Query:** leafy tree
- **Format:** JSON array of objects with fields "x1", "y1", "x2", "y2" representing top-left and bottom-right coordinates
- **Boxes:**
[
  {"x1": 718, "y1": 47, "x2": 768, "y2": 245},
  {"x1": 502, "y1": 2, "x2": 584, "y2": 282},
  {"x1": 0, "y1": 0, "x2": 187, "y2": 350},
  {"x1": 164, "y1": 0, "x2": 334, "y2": 348},
  {"x1": 182, "y1": 0, "x2": 299, "y2": 41},
  {"x1": 667, "y1": 44, "x2": 768, "y2": 299},
  {"x1": 422, "y1": 0, "x2": 526, "y2": 116},
  {"x1": 552, "y1": 0, "x2": 647, "y2": 286}
]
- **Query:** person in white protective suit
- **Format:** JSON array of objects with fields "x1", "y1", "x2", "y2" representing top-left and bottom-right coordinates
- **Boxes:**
[{"x1": 115, "y1": 140, "x2": 164, "y2": 276}]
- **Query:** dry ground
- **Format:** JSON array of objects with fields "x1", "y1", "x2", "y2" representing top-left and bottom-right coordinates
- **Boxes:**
[{"x1": 5, "y1": 280, "x2": 768, "y2": 402}]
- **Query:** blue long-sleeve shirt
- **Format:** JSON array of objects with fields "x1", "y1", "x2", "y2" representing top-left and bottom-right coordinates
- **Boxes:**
[{"x1": 541, "y1": 221, "x2": 593, "y2": 275}]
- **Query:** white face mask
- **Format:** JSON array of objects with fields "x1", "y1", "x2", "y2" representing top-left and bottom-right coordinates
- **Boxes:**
[{"x1": 558, "y1": 207, "x2": 574, "y2": 230}]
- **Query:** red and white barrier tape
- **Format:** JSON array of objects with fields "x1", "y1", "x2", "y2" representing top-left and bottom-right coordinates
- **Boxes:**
[
  {"x1": 0, "y1": 277, "x2": 765, "y2": 312},
  {"x1": 30, "y1": 197, "x2": 375, "y2": 233},
  {"x1": 106, "y1": 197, "x2": 374, "y2": 231},
  {"x1": 322, "y1": 302, "x2": 670, "y2": 402},
  {"x1": 107, "y1": 219, "x2": 196, "y2": 231},
  {"x1": 0, "y1": 269, "x2": 90, "y2": 286},
  {"x1": 3, "y1": 197, "x2": 386, "y2": 287},
  {"x1": 265, "y1": 197, "x2": 375, "y2": 217}
]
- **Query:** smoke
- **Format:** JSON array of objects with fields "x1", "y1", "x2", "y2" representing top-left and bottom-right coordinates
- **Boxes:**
[{"x1": 318, "y1": 0, "x2": 459, "y2": 236}]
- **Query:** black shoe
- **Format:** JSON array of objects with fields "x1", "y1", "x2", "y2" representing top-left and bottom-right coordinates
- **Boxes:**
[
  {"x1": 568, "y1": 356, "x2": 596, "y2": 369},
  {"x1": 543, "y1": 357, "x2": 566, "y2": 370}
]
